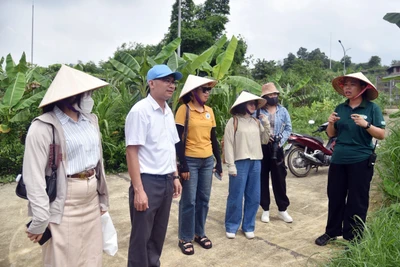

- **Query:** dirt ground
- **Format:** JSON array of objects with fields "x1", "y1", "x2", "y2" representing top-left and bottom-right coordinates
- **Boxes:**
[{"x1": 1, "y1": 110, "x2": 396, "y2": 267}]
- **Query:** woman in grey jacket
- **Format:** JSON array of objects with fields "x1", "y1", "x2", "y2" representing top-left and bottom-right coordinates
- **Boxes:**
[{"x1": 23, "y1": 65, "x2": 109, "y2": 267}]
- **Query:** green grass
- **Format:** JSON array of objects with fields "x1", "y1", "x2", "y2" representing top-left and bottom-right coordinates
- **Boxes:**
[{"x1": 324, "y1": 206, "x2": 400, "y2": 267}]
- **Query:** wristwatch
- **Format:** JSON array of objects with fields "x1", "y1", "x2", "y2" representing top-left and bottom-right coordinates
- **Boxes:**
[
  {"x1": 173, "y1": 175, "x2": 180, "y2": 180},
  {"x1": 364, "y1": 122, "x2": 371, "y2": 129}
]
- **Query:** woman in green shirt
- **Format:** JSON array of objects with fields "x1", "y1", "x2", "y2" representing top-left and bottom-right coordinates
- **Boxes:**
[{"x1": 315, "y1": 72, "x2": 385, "y2": 246}]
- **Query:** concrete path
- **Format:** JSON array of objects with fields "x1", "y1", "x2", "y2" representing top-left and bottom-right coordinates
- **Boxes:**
[
  {"x1": 1, "y1": 109, "x2": 396, "y2": 267},
  {"x1": 1, "y1": 167, "x2": 339, "y2": 267}
]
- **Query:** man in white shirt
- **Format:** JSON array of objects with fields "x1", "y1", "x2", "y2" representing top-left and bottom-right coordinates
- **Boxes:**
[{"x1": 125, "y1": 64, "x2": 183, "y2": 267}]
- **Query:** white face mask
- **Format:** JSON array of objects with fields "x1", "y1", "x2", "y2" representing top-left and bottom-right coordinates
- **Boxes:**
[
  {"x1": 80, "y1": 94, "x2": 94, "y2": 113},
  {"x1": 73, "y1": 91, "x2": 94, "y2": 113}
]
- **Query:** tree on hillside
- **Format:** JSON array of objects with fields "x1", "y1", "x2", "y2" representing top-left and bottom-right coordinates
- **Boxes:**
[
  {"x1": 368, "y1": 56, "x2": 382, "y2": 68},
  {"x1": 282, "y1": 53, "x2": 296, "y2": 70},
  {"x1": 251, "y1": 59, "x2": 279, "y2": 80},
  {"x1": 163, "y1": 0, "x2": 230, "y2": 55}
]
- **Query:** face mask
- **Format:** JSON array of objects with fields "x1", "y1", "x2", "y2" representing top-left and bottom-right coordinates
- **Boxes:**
[
  {"x1": 266, "y1": 96, "x2": 278, "y2": 106},
  {"x1": 79, "y1": 95, "x2": 94, "y2": 113}
]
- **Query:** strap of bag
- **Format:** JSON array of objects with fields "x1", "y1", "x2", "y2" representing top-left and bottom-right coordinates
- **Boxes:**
[
  {"x1": 49, "y1": 125, "x2": 57, "y2": 171},
  {"x1": 182, "y1": 104, "x2": 190, "y2": 157},
  {"x1": 372, "y1": 140, "x2": 378, "y2": 152}
]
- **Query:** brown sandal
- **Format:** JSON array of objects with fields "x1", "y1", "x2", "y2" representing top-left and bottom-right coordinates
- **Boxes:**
[{"x1": 178, "y1": 240, "x2": 194, "y2": 255}]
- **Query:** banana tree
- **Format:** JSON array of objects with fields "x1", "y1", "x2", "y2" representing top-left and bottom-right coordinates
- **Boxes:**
[
  {"x1": 108, "y1": 38, "x2": 182, "y2": 99},
  {"x1": 0, "y1": 53, "x2": 49, "y2": 133},
  {"x1": 267, "y1": 72, "x2": 311, "y2": 109}
]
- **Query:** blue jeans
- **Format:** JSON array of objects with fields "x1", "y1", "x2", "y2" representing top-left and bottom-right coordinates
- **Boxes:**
[
  {"x1": 178, "y1": 156, "x2": 214, "y2": 242},
  {"x1": 225, "y1": 159, "x2": 261, "y2": 233}
]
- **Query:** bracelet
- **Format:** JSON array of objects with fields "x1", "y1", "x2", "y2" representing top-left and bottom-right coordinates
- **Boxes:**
[
  {"x1": 364, "y1": 122, "x2": 371, "y2": 129},
  {"x1": 173, "y1": 175, "x2": 180, "y2": 180}
]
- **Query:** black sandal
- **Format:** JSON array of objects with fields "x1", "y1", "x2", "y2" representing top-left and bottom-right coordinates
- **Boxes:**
[
  {"x1": 178, "y1": 240, "x2": 194, "y2": 255},
  {"x1": 194, "y1": 235, "x2": 212, "y2": 249}
]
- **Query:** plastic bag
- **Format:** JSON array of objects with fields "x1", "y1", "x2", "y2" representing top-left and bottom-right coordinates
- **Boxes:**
[{"x1": 101, "y1": 212, "x2": 118, "y2": 256}]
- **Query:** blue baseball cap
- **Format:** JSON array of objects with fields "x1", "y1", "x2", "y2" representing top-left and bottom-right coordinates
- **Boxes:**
[{"x1": 146, "y1": 64, "x2": 183, "y2": 83}]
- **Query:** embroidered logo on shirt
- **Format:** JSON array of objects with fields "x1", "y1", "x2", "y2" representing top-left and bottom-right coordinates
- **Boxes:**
[
  {"x1": 381, "y1": 121, "x2": 386, "y2": 125},
  {"x1": 205, "y1": 113, "x2": 211, "y2": 119}
]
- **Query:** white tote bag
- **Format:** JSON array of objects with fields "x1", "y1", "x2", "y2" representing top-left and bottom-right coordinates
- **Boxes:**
[{"x1": 101, "y1": 212, "x2": 118, "y2": 256}]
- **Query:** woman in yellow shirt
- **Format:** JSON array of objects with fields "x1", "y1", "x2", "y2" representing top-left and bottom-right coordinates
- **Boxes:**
[{"x1": 175, "y1": 75, "x2": 221, "y2": 255}]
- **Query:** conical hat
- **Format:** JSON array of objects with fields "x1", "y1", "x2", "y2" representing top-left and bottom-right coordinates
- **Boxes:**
[
  {"x1": 230, "y1": 91, "x2": 267, "y2": 114},
  {"x1": 179, "y1": 75, "x2": 218, "y2": 100},
  {"x1": 39, "y1": 65, "x2": 109, "y2": 107},
  {"x1": 332, "y1": 72, "x2": 378, "y2": 100}
]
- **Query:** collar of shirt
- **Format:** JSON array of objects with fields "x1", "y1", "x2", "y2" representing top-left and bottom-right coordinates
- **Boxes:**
[
  {"x1": 54, "y1": 105, "x2": 89, "y2": 125},
  {"x1": 187, "y1": 101, "x2": 210, "y2": 113},
  {"x1": 146, "y1": 94, "x2": 172, "y2": 115},
  {"x1": 344, "y1": 98, "x2": 367, "y2": 108}
]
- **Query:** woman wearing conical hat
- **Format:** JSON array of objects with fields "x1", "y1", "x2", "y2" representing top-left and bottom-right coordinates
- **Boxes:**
[
  {"x1": 175, "y1": 74, "x2": 221, "y2": 255},
  {"x1": 23, "y1": 65, "x2": 110, "y2": 266},
  {"x1": 315, "y1": 72, "x2": 385, "y2": 246},
  {"x1": 224, "y1": 91, "x2": 270, "y2": 239}
]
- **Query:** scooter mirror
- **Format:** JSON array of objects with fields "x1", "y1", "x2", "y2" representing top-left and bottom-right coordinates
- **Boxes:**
[{"x1": 308, "y1": 120, "x2": 315, "y2": 125}]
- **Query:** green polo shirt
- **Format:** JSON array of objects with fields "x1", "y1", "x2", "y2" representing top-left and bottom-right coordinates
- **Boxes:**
[{"x1": 331, "y1": 98, "x2": 385, "y2": 164}]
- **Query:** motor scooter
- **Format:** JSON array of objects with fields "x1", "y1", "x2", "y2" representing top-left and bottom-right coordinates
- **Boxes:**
[{"x1": 284, "y1": 121, "x2": 336, "y2": 177}]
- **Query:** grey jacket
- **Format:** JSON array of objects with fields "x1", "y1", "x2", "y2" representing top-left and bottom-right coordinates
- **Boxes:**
[{"x1": 23, "y1": 111, "x2": 109, "y2": 234}]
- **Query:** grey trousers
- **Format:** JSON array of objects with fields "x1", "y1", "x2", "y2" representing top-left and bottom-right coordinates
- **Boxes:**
[{"x1": 127, "y1": 173, "x2": 174, "y2": 267}]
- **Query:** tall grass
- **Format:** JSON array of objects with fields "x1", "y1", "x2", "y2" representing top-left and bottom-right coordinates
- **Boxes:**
[{"x1": 325, "y1": 207, "x2": 400, "y2": 267}]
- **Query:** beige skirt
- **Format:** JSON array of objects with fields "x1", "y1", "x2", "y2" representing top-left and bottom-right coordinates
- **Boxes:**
[{"x1": 42, "y1": 175, "x2": 102, "y2": 267}]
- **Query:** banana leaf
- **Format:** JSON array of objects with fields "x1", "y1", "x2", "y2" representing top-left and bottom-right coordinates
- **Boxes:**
[
  {"x1": 383, "y1": 13, "x2": 400, "y2": 28},
  {"x1": 3, "y1": 72, "x2": 26, "y2": 109},
  {"x1": 119, "y1": 52, "x2": 140, "y2": 72},
  {"x1": 14, "y1": 90, "x2": 46, "y2": 111},
  {"x1": 213, "y1": 36, "x2": 238, "y2": 80},
  {"x1": 153, "y1": 38, "x2": 181, "y2": 64},
  {"x1": 167, "y1": 52, "x2": 179, "y2": 71},
  {"x1": 225, "y1": 76, "x2": 262, "y2": 94},
  {"x1": 109, "y1": 59, "x2": 136, "y2": 80},
  {"x1": 10, "y1": 109, "x2": 31, "y2": 122}
]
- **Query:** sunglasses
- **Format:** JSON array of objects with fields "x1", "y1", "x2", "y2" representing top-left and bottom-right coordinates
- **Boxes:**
[{"x1": 200, "y1": 87, "x2": 212, "y2": 94}]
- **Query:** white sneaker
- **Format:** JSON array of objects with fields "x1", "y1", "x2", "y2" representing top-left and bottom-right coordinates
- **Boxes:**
[
  {"x1": 261, "y1": 210, "x2": 270, "y2": 223},
  {"x1": 226, "y1": 232, "x2": 236, "y2": 239},
  {"x1": 244, "y1": 232, "x2": 255, "y2": 239},
  {"x1": 278, "y1": 210, "x2": 293, "y2": 223}
]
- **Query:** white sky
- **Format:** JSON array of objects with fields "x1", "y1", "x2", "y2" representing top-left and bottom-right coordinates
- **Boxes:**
[{"x1": 0, "y1": 0, "x2": 399, "y2": 67}]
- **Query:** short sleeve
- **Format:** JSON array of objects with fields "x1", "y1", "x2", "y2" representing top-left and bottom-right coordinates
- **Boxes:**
[
  {"x1": 125, "y1": 108, "x2": 148, "y2": 147},
  {"x1": 371, "y1": 103, "x2": 385, "y2": 129},
  {"x1": 210, "y1": 108, "x2": 216, "y2": 128},
  {"x1": 175, "y1": 104, "x2": 187, "y2": 126}
]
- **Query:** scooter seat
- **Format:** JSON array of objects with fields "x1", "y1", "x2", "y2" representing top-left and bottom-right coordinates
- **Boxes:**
[{"x1": 303, "y1": 134, "x2": 324, "y2": 145}]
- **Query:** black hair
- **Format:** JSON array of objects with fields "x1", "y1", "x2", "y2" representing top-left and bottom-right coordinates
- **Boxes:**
[
  {"x1": 181, "y1": 93, "x2": 192, "y2": 104},
  {"x1": 41, "y1": 94, "x2": 82, "y2": 113},
  {"x1": 231, "y1": 100, "x2": 258, "y2": 115}
]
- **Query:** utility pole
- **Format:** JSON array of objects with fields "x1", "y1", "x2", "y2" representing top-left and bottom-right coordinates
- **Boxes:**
[
  {"x1": 31, "y1": 0, "x2": 35, "y2": 65},
  {"x1": 177, "y1": 0, "x2": 181, "y2": 57},
  {"x1": 338, "y1": 40, "x2": 351, "y2": 75},
  {"x1": 329, "y1": 32, "x2": 331, "y2": 69}
]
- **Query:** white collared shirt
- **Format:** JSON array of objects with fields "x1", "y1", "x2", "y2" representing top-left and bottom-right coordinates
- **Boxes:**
[
  {"x1": 54, "y1": 106, "x2": 100, "y2": 175},
  {"x1": 125, "y1": 94, "x2": 180, "y2": 175}
]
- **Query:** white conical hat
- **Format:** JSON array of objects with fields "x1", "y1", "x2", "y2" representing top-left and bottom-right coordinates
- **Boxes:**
[
  {"x1": 39, "y1": 65, "x2": 109, "y2": 108},
  {"x1": 230, "y1": 91, "x2": 267, "y2": 114},
  {"x1": 332, "y1": 72, "x2": 378, "y2": 100},
  {"x1": 179, "y1": 75, "x2": 218, "y2": 100}
]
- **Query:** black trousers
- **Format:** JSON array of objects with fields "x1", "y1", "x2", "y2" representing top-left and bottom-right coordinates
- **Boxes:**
[
  {"x1": 325, "y1": 159, "x2": 373, "y2": 241},
  {"x1": 128, "y1": 174, "x2": 174, "y2": 267},
  {"x1": 260, "y1": 144, "x2": 290, "y2": 211}
]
